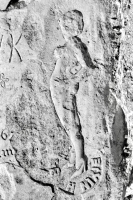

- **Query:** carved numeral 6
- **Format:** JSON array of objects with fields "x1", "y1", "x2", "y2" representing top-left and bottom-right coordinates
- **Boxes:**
[{"x1": 1, "y1": 129, "x2": 8, "y2": 140}]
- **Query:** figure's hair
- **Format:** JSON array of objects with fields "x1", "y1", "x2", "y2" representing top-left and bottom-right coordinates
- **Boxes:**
[{"x1": 63, "y1": 10, "x2": 84, "y2": 33}]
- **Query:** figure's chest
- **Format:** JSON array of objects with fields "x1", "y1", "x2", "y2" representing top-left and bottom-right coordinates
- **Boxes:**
[{"x1": 60, "y1": 49, "x2": 82, "y2": 80}]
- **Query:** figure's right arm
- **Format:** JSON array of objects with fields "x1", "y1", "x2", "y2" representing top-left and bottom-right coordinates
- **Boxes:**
[
  {"x1": 51, "y1": 58, "x2": 62, "y2": 81},
  {"x1": 51, "y1": 46, "x2": 65, "y2": 81}
]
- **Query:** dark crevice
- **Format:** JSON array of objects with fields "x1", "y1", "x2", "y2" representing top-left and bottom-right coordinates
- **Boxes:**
[
  {"x1": 112, "y1": 25, "x2": 122, "y2": 31},
  {"x1": 6, "y1": 0, "x2": 27, "y2": 11},
  {"x1": 111, "y1": 106, "x2": 128, "y2": 167},
  {"x1": 111, "y1": 17, "x2": 117, "y2": 20},
  {"x1": 28, "y1": 175, "x2": 55, "y2": 193},
  {"x1": 58, "y1": 187, "x2": 74, "y2": 195},
  {"x1": 15, "y1": 47, "x2": 23, "y2": 62},
  {"x1": 72, "y1": 36, "x2": 95, "y2": 69},
  {"x1": 6, "y1": 0, "x2": 19, "y2": 9}
]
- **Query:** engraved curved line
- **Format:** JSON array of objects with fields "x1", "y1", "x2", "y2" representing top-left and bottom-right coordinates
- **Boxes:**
[
  {"x1": 59, "y1": 187, "x2": 75, "y2": 196},
  {"x1": 15, "y1": 33, "x2": 22, "y2": 46},
  {"x1": 1, "y1": 131, "x2": 8, "y2": 140},
  {"x1": 80, "y1": 166, "x2": 102, "y2": 194}
]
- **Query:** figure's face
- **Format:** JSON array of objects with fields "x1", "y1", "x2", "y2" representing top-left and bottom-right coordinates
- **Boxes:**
[{"x1": 59, "y1": 10, "x2": 84, "y2": 38}]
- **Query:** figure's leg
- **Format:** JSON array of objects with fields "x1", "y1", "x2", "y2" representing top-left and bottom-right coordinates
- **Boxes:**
[
  {"x1": 50, "y1": 76, "x2": 87, "y2": 178},
  {"x1": 50, "y1": 74, "x2": 75, "y2": 167},
  {"x1": 63, "y1": 93, "x2": 87, "y2": 178},
  {"x1": 50, "y1": 74, "x2": 65, "y2": 126}
]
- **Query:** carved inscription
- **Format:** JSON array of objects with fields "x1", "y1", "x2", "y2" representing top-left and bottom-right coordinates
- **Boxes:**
[
  {"x1": 0, "y1": 73, "x2": 9, "y2": 88},
  {"x1": 0, "y1": 148, "x2": 15, "y2": 161},
  {"x1": 80, "y1": 157, "x2": 102, "y2": 194},
  {"x1": 50, "y1": 9, "x2": 94, "y2": 179},
  {"x1": 9, "y1": 33, "x2": 22, "y2": 63},
  {"x1": 0, "y1": 129, "x2": 15, "y2": 160},
  {"x1": 61, "y1": 156, "x2": 103, "y2": 195},
  {"x1": 0, "y1": 30, "x2": 22, "y2": 63},
  {"x1": 1, "y1": 148, "x2": 14, "y2": 157},
  {"x1": 66, "y1": 181, "x2": 76, "y2": 194},
  {"x1": 1, "y1": 129, "x2": 8, "y2": 140}
]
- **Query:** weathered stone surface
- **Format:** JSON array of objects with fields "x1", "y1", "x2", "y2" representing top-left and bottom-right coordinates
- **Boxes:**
[
  {"x1": 0, "y1": 0, "x2": 10, "y2": 10},
  {"x1": 0, "y1": 0, "x2": 133, "y2": 199}
]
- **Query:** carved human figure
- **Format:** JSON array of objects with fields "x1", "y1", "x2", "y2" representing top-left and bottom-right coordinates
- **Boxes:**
[{"x1": 50, "y1": 10, "x2": 92, "y2": 178}]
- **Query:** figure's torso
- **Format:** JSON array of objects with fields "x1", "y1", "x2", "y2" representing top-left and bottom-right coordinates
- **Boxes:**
[{"x1": 58, "y1": 44, "x2": 85, "y2": 84}]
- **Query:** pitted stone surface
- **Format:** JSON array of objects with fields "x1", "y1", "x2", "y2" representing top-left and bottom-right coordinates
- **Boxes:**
[{"x1": 0, "y1": 0, "x2": 133, "y2": 200}]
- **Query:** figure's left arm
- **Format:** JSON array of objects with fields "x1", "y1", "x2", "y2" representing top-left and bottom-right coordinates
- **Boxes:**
[{"x1": 70, "y1": 37, "x2": 94, "y2": 70}]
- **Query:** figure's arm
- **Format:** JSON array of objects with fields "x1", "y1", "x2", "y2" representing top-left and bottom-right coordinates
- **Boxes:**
[
  {"x1": 68, "y1": 37, "x2": 87, "y2": 69},
  {"x1": 69, "y1": 37, "x2": 94, "y2": 70},
  {"x1": 73, "y1": 47, "x2": 87, "y2": 69},
  {"x1": 51, "y1": 48, "x2": 64, "y2": 81},
  {"x1": 52, "y1": 59, "x2": 62, "y2": 81},
  {"x1": 51, "y1": 46, "x2": 67, "y2": 81}
]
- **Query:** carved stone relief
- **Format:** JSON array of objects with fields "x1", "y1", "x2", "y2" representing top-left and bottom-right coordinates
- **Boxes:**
[{"x1": 0, "y1": 0, "x2": 132, "y2": 200}]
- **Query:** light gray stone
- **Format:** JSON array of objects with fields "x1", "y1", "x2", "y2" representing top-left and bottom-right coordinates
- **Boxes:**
[{"x1": 0, "y1": 0, "x2": 10, "y2": 10}]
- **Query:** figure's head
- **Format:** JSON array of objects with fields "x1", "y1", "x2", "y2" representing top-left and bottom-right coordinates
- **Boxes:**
[{"x1": 59, "y1": 10, "x2": 84, "y2": 38}]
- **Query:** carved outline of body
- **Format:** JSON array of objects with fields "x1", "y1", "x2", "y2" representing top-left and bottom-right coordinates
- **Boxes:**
[
  {"x1": 49, "y1": 9, "x2": 94, "y2": 179},
  {"x1": 50, "y1": 39, "x2": 87, "y2": 179}
]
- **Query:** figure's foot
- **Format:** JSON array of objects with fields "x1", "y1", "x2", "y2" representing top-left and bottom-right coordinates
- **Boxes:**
[{"x1": 71, "y1": 157, "x2": 87, "y2": 179}]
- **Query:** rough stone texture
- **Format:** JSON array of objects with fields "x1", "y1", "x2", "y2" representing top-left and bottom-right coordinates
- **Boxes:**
[
  {"x1": 0, "y1": 0, "x2": 133, "y2": 199},
  {"x1": 0, "y1": 0, "x2": 10, "y2": 10}
]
